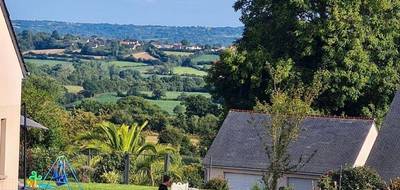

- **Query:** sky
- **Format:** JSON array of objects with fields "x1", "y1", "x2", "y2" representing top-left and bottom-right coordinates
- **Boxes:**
[{"x1": 5, "y1": 0, "x2": 242, "y2": 27}]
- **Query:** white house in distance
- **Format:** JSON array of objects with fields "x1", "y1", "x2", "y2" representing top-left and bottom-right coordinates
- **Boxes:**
[
  {"x1": 204, "y1": 110, "x2": 378, "y2": 190},
  {"x1": 0, "y1": 0, "x2": 27, "y2": 189}
]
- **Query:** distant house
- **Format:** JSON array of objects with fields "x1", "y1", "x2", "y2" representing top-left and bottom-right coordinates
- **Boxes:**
[
  {"x1": 120, "y1": 40, "x2": 141, "y2": 50},
  {"x1": 0, "y1": 0, "x2": 27, "y2": 189},
  {"x1": 204, "y1": 110, "x2": 378, "y2": 190}
]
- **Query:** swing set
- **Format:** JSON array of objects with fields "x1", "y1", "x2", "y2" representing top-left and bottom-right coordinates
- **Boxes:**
[{"x1": 35, "y1": 155, "x2": 83, "y2": 190}]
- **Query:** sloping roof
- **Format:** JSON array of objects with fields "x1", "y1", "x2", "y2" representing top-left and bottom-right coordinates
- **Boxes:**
[
  {"x1": 204, "y1": 111, "x2": 375, "y2": 175},
  {"x1": 20, "y1": 116, "x2": 48, "y2": 130},
  {"x1": 0, "y1": 0, "x2": 27, "y2": 77},
  {"x1": 367, "y1": 91, "x2": 400, "y2": 180}
]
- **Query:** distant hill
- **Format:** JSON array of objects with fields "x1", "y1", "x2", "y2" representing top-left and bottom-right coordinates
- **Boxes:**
[{"x1": 12, "y1": 20, "x2": 243, "y2": 46}]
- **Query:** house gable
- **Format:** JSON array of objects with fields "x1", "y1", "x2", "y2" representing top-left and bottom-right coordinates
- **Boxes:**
[
  {"x1": 367, "y1": 91, "x2": 400, "y2": 181},
  {"x1": 204, "y1": 111, "x2": 377, "y2": 175},
  {"x1": 0, "y1": 0, "x2": 27, "y2": 77}
]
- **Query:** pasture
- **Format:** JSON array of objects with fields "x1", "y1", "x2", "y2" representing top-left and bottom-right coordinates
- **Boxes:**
[
  {"x1": 173, "y1": 66, "x2": 207, "y2": 76},
  {"x1": 64, "y1": 85, "x2": 84, "y2": 93},
  {"x1": 163, "y1": 51, "x2": 194, "y2": 56},
  {"x1": 191, "y1": 54, "x2": 219, "y2": 63}
]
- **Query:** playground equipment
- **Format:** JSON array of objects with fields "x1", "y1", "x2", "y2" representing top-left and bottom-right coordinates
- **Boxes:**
[
  {"x1": 39, "y1": 156, "x2": 83, "y2": 190},
  {"x1": 27, "y1": 171, "x2": 42, "y2": 189}
]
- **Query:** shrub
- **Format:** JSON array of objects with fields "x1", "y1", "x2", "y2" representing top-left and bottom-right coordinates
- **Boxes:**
[
  {"x1": 387, "y1": 178, "x2": 400, "y2": 190},
  {"x1": 204, "y1": 178, "x2": 229, "y2": 190},
  {"x1": 158, "y1": 126, "x2": 184, "y2": 146},
  {"x1": 181, "y1": 164, "x2": 204, "y2": 188},
  {"x1": 318, "y1": 166, "x2": 385, "y2": 190},
  {"x1": 101, "y1": 170, "x2": 120, "y2": 184}
]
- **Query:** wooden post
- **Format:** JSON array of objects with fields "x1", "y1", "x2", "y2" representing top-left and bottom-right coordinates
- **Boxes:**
[{"x1": 123, "y1": 153, "x2": 130, "y2": 184}]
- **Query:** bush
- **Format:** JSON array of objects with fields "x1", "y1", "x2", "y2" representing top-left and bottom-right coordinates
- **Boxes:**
[
  {"x1": 387, "y1": 178, "x2": 400, "y2": 190},
  {"x1": 204, "y1": 178, "x2": 229, "y2": 190},
  {"x1": 181, "y1": 164, "x2": 204, "y2": 188},
  {"x1": 101, "y1": 170, "x2": 120, "y2": 184},
  {"x1": 318, "y1": 166, "x2": 385, "y2": 190},
  {"x1": 158, "y1": 126, "x2": 184, "y2": 146}
]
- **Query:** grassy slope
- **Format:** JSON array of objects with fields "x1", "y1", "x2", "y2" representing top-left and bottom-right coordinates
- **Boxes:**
[
  {"x1": 24, "y1": 59, "x2": 73, "y2": 66},
  {"x1": 64, "y1": 85, "x2": 84, "y2": 93},
  {"x1": 163, "y1": 51, "x2": 194, "y2": 56},
  {"x1": 173, "y1": 67, "x2": 207, "y2": 76},
  {"x1": 140, "y1": 91, "x2": 211, "y2": 99},
  {"x1": 147, "y1": 99, "x2": 181, "y2": 114},
  {"x1": 191, "y1": 54, "x2": 219, "y2": 63}
]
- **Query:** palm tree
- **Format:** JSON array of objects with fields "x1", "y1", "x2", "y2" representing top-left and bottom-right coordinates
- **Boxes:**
[
  {"x1": 80, "y1": 121, "x2": 156, "y2": 157},
  {"x1": 134, "y1": 144, "x2": 183, "y2": 186}
]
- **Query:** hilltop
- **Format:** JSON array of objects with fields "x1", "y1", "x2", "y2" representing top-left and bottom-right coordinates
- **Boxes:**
[{"x1": 12, "y1": 20, "x2": 243, "y2": 46}]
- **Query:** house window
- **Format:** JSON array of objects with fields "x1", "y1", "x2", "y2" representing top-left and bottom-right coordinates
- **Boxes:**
[
  {"x1": 0, "y1": 118, "x2": 6, "y2": 177},
  {"x1": 287, "y1": 177, "x2": 317, "y2": 190}
]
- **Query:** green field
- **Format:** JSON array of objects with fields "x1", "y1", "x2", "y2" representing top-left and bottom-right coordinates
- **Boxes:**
[
  {"x1": 108, "y1": 61, "x2": 148, "y2": 67},
  {"x1": 92, "y1": 93, "x2": 121, "y2": 103},
  {"x1": 39, "y1": 181, "x2": 156, "y2": 190},
  {"x1": 147, "y1": 99, "x2": 181, "y2": 114},
  {"x1": 164, "y1": 51, "x2": 194, "y2": 56},
  {"x1": 24, "y1": 59, "x2": 73, "y2": 66},
  {"x1": 191, "y1": 54, "x2": 219, "y2": 63},
  {"x1": 64, "y1": 85, "x2": 84, "y2": 93},
  {"x1": 140, "y1": 91, "x2": 210, "y2": 100},
  {"x1": 173, "y1": 66, "x2": 207, "y2": 76}
]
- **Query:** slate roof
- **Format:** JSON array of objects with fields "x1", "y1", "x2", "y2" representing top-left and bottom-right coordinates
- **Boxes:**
[
  {"x1": 0, "y1": 0, "x2": 27, "y2": 77},
  {"x1": 204, "y1": 110, "x2": 375, "y2": 175},
  {"x1": 367, "y1": 91, "x2": 400, "y2": 181}
]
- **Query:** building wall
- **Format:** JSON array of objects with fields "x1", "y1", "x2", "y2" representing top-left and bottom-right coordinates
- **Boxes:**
[
  {"x1": 0, "y1": 4, "x2": 24, "y2": 189},
  {"x1": 206, "y1": 167, "x2": 320, "y2": 190}
]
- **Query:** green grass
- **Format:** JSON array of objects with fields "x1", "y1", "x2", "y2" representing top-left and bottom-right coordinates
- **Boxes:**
[
  {"x1": 140, "y1": 91, "x2": 211, "y2": 100},
  {"x1": 163, "y1": 51, "x2": 194, "y2": 57},
  {"x1": 173, "y1": 66, "x2": 207, "y2": 76},
  {"x1": 24, "y1": 58, "x2": 73, "y2": 66},
  {"x1": 191, "y1": 54, "x2": 219, "y2": 63},
  {"x1": 108, "y1": 61, "x2": 148, "y2": 67},
  {"x1": 39, "y1": 181, "x2": 156, "y2": 190},
  {"x1": 92, "y1": 93, "x2": 121, "y2": 103},
  {"x1": 146, "y1": 99, "x2": 181, "y2": 114},
  {"x1": 64, "y1": 85, "x2": 84, "y2": 93}
]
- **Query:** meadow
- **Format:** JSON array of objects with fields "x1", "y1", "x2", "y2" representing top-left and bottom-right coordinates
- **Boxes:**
[
  {"x1": 64, "y1": 85, "x2": 84, "y2": 93},
  {"x1": 191, "y1": 54, "x2": 219, "y2": 63},
  {"x1": 173, "y1": 66, "x2": 207, "y2": 76},
  {"x1": 163, "y1": 51, "x2": 194, "y2": 56},
  {"x1": 140, "y1": 91, "x2": 211, "y2": 100}
]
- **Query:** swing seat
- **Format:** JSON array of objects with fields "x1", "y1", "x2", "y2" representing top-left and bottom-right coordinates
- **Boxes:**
[
  {"x1": 38, "y1": 183, "x2": 54, "y2": 189},
  {"x1": 51, "y1": 171, "x2": 67, "y2": 186},
  {"x1": 55, "y1": 176, "x2": 67, "y2": 186}
]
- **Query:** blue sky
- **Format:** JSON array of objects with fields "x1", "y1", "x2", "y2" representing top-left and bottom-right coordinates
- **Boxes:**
[{"x1": 5, "y1": 0, "x2": 242, "y2": 27}]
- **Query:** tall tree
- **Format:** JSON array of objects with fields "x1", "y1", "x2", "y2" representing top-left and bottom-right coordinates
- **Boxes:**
[{"x1": 208, "y1": 0, "x2": 400, "y2": 120}]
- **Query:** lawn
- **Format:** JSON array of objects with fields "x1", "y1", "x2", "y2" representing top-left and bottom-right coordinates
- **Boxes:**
[
  {"x1": 173, "y1": 66, "x2": 207, "y2": 76},
  {"x1": 39, "y1": 181, "x2": 156, "y2": 190},
  {"x1": 64, "y1": 85, "x2": 84, "y2": 93},
  {"x1": 24, "y1": 58, "x2": 73, "y2": 66},
  {"x1": 163, "y1": 51, "x2": 194, "y2": 57},
  {"x1": 140, "y1": 91, "x2": 211, "y2": 100},
  {"x1": 191, "y1": 54, "x2": 219, "y2": 63}
]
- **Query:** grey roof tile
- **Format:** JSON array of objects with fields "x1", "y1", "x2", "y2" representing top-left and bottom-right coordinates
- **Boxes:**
[
  {"x1": 367, "y1": 91, "x2": 400, "y2": 181},
  {"x1": 204, "y1": 111, "x2": 374, "y2": 175}
]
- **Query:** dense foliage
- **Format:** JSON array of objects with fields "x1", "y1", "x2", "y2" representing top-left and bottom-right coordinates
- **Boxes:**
[
  {"x1": 208, "y1": 0, "x2": 400, "y2": 121},
  {"x1": 319, "y1": 167, "x2": 385, "y2": 190}
]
